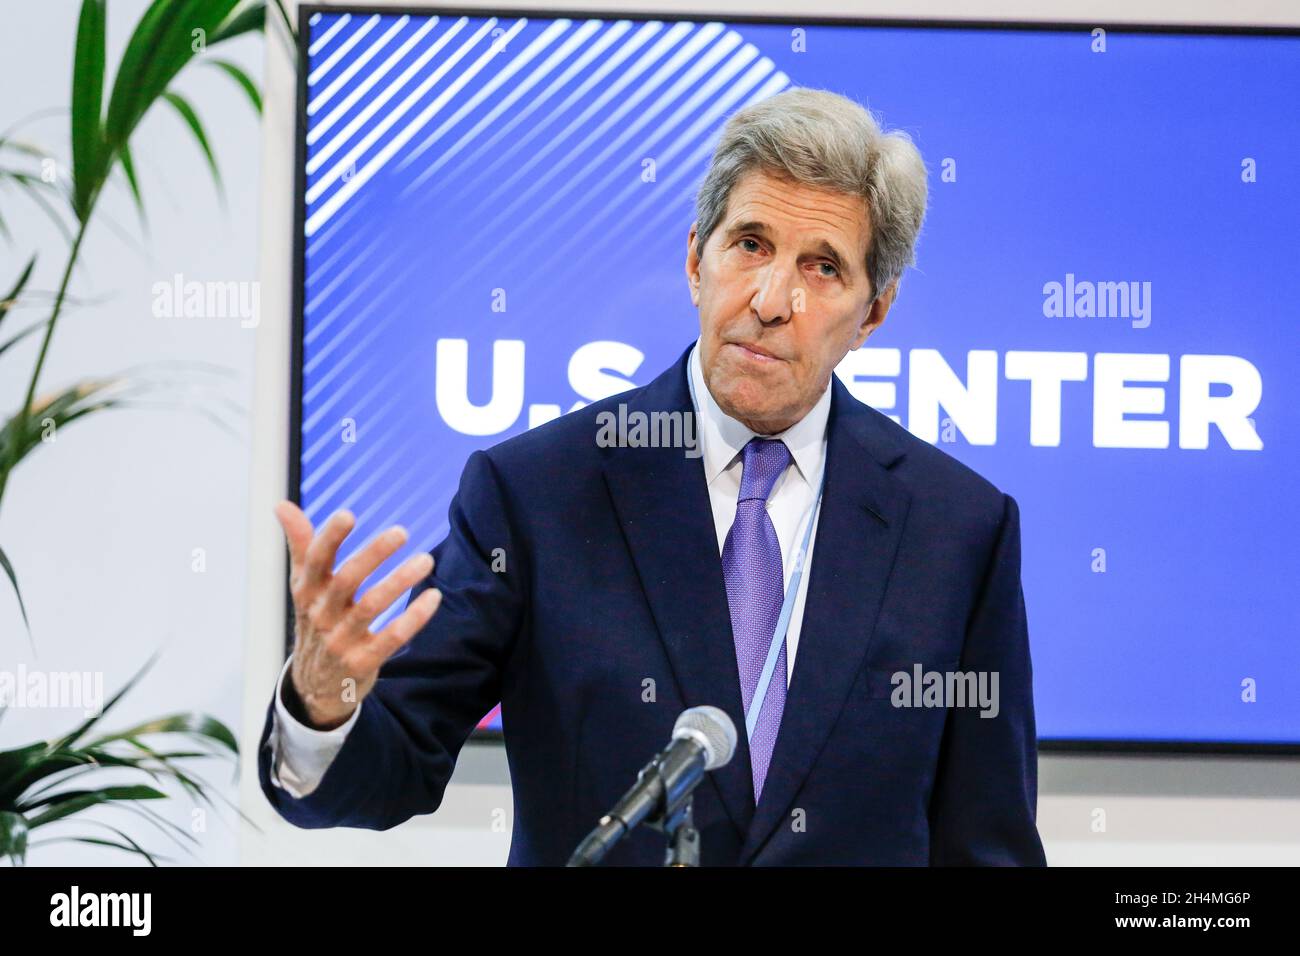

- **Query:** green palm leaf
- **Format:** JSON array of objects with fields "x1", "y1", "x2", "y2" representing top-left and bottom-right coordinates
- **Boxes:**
[
  {"x1": 161, "y1": 90, "x2": 222, "y2": 197},
  {"x1": 103, "y1": 0, "x2": 241, "y2": 153},
  {"x1": 70, "y1": 0, "x2": 107, "y2": 222},
  {"x1": 36, "y1": 819, "x2": 173, "y2": 865},
  {"x1": 117, "y1": 141, "x2": 145, "y2": 224},
  {"x1": 207, "y1": 58, "x2": 261, "y2": 113},
  {"x1": 0, "y1": 810, "x2": 28, "y2": 865},
  {"x1": 0, "y1": 545, "x2": 31, "y2": 640},
  {"x1": 0, "y1": 378, "x2": 125, "y2": 477},
  {"x1": 0, "y1": 320, "x2": 50, "y2": 360},
  {"x1": 29, "y1": 834, "x2": 168, "y2": 866},
  {"x1": 91, "y1": 712, "x2": 238, "y2": 754},
  {"x1": 0, "y1": 256, "x2": 35, "y2": 332},
  {"x1": 209, "y1": 2, "x2": 267, "y2": 45},
  {"x1": 25, "y1": 785, "x2": 167, "y2": 828},
  {"x1": 47, "y1": 653, "x2": 159, "y2": 754}
]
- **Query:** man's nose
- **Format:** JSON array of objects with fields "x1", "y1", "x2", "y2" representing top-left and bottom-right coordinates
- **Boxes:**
[{"x1": 751, "y1": 260, "x2": 798, "y2": 324}]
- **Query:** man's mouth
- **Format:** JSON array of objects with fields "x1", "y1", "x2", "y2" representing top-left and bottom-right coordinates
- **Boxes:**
[{"x1": 729, "y1": 341, "x2": 783, "y2": 364}]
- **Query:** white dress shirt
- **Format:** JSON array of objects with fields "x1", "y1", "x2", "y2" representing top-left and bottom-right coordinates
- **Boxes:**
[{"x1": 268, "y1": 339, "x2": 831, "y2": 798}]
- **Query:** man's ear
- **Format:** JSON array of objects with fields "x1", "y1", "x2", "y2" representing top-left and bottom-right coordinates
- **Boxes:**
[
  {"x1": 850, "y1": 279, "x2": 898, "y2": 349},
  {"x1": 685, "y1": 221, "x2": 701, "y2": 306}
]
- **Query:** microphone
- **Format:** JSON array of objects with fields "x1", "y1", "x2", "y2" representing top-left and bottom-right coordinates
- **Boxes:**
[{"x1": 567, "y1": 705, "x2": 737, "y2": 867}]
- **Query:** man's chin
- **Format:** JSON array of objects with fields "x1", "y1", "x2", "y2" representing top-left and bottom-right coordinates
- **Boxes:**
[{"x1": 714, "y1": 394, "x2": 789, "y2": 432}]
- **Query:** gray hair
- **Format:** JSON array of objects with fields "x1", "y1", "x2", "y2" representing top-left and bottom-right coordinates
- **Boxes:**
[{"x1": 693, "y1": 87, "x2": 928, "y2": 303}]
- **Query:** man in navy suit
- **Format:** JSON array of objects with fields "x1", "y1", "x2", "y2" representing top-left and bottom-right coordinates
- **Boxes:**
[{"x1": 259, "y1": 88, "x2": 1046, "y2": 866}]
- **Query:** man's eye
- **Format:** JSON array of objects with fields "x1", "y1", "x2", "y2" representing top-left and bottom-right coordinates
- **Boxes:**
[
  {"x1": 739, "y1": 238, "x2": 761, "y2": 253},
  {"x1": 817, "y1": 262, "x2": 839, "y2": 278}
]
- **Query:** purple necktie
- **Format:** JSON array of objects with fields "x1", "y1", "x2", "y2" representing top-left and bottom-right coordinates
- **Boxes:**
[{"x1": 722, "y1": 437, "x2": 792, "y2": 802}]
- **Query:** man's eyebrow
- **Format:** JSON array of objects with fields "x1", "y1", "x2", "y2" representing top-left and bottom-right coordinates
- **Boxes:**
[
  {"x1": 723, "y1": 220, "x2": 856, "y2": 276},
  {"x1": 723, "y1": 220, "x2": 769, "y2": 242},
  {"x1": 813, "y1": 239, "x2": 851, "y2": 274}
]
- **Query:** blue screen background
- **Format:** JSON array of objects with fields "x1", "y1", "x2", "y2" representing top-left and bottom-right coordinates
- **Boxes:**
[{"x1": 297, "y1": 9, "x2": 1300, "y2": 743}]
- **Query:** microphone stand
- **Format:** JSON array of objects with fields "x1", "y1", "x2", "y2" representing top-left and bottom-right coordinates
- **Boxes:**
[
  {"x1": 630, "y1": 753, "x2": 702, "y2": 866},
  {"x1": 570, "y1": 707, "x2": 737, "y2": 867},
  {"x1": 571, "y1": 750, "x2": 704, "y2": 866},
  {"x1": 651, "y1": 797, "x2": 700, "y2": 867}
]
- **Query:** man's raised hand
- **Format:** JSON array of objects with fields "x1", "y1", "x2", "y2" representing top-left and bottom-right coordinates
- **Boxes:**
[{"x1": 274, "y1": 500, "x2": 442, "y2": 730}]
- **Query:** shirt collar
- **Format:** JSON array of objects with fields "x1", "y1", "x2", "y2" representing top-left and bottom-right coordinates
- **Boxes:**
[{"x1": 688, "y1": 338, "x2": 831, "y2": 489}]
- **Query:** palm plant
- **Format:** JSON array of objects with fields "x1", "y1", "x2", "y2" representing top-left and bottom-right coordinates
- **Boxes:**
[
  {"x1": 0, "y1": 656, "x2": 240, "y2": 865},
  {"x1": 1, "y1": 0, "x2": 288, "y2": 618},
  {"x1": 0, "y1": 0, "x2": 294, "y2": 864}
]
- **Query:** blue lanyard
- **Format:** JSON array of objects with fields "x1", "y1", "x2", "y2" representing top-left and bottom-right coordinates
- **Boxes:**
[
  {"x1": 685, "y1": 348, "x2": 825, "y2": 740},
  {"x1": 744, "y1": 474, "x2": 823, "y2": 740}
]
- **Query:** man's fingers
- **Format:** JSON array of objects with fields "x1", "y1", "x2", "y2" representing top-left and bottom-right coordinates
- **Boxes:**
[
  {"x1": 363, "y1": 587, "x2": 442, "y2": 667},
  {"x1": 275, "y1": 500, "x2": 313, "y2": 573},
  {"x1": 345, "y1": 551, "x2": 435, "y2": 633},
  {"x1": 299, "y1": 509, "x2": 356, "y2": 595},
  {"x1": 323, "y1": 525, "x2": 410, "y2": 615}
]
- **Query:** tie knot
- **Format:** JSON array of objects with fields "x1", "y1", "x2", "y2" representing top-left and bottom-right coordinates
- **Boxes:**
[{"x1": 738, "y1": 438, "x2": 791, "y2": 503}]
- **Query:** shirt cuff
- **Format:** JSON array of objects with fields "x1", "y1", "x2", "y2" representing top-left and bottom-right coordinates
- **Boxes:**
[{"x1": 268, "y1": 654, "x2": 362, "y2": 798}]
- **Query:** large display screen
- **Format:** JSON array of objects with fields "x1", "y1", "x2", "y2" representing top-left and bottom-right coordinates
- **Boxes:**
[{"x1": 292, "y1": 6, "x2": 1299, "y2": 748}]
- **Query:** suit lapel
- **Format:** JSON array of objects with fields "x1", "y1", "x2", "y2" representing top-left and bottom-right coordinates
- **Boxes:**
[
  {"x1": 600, "y1": 347, "x2": 915, "y2": 859},
  {"x1": 601, "y1": 346, "x2": 756, "y2": 839},
  {"x1": 737, "y1": 376, "x2": 913, "y2": 865}
]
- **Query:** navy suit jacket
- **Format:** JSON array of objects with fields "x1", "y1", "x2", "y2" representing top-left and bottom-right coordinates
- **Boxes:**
[{"x1": 258, "y1": 344, "x2": 1047, "y2": 866}]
